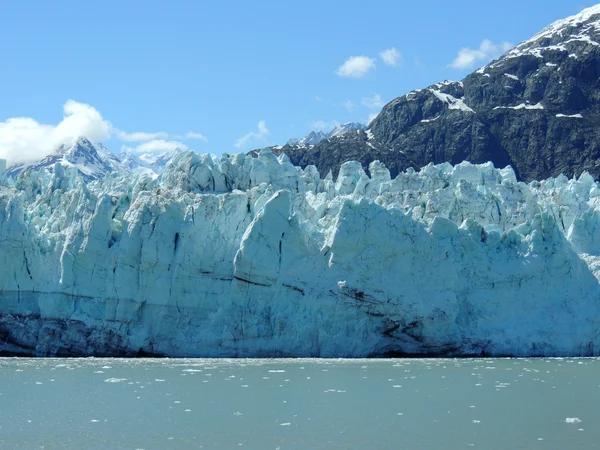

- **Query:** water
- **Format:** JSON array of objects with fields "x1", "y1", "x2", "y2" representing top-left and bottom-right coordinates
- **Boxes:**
[{"x1": 0, "y1": 358, "x2": 598, "y2": 449}]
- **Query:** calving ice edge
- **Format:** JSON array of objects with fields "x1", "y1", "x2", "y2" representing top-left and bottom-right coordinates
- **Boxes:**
[{"x1": 1, "y1": 149, "x2": 600, "y2": 358}]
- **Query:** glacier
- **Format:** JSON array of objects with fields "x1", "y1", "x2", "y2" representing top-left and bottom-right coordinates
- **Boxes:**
[{"x1": 2, "y1": 148, "x2": 600, "y2": 357}]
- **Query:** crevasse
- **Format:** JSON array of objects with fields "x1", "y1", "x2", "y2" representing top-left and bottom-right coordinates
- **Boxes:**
[{"x1": 1, "y1": 149, "x2": 600, "y2": 357}]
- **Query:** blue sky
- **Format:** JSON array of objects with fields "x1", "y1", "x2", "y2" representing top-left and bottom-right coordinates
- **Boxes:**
[{"x1": 0, "y1": 0, "x2": 594, "y2": 163}]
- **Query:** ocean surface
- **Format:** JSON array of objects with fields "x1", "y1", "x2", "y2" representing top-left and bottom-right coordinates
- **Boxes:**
[{"x1": 0, "y1": 357, "x2": 597, "y2": 449}]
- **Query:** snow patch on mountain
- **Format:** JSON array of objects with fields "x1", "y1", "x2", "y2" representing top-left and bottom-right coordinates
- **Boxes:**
[
  {"x1": 494, "y1": 103, "x2": 544, "y2": 111},
  {"x1": 556, "y1": 113, "x2": 583, "y2": 118},
  {"x1": 428, "y1": 89, "x2": 474, "y2": 113}
]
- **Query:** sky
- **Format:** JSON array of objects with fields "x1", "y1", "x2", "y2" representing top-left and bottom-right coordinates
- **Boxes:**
[{"x1": 0, "y1": 0, "x2": 595, "y2": 165}]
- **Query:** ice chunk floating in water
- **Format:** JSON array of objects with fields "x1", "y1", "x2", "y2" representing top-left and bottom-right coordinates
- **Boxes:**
[
  {"x1": 566, "y1": 418, "x2": 582, "y2": 424},
  {"x1": 2, "y1": 151, "x2": 600, "y2": 356}
]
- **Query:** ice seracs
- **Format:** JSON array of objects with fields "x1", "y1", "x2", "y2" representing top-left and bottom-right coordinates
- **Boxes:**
[{"x1": 2, "y1": 151, "x2": 600, "y2": 357}]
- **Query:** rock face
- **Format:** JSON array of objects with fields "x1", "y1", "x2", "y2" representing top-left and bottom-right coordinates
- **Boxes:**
[
  {"x1": 2, "y1": 149, "x2": 600, "y2": 357},
  {"x1": 274, "y1": 5, "x2": 600, "y2": 182}
]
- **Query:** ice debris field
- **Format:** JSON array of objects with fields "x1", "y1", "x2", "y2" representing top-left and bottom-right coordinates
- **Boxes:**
[{"x1": 1, "y1": 149, "x2": 600, "y2": 357}]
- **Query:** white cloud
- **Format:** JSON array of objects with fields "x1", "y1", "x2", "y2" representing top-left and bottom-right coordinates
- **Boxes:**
[
  {"x1": 123, "y1": 139, "x2": 188, "y2": 154},
  {"x1": 234, "y1": 120, "x2": 270, "y2": 149},
  {"x1": 0, "y1": 100, "x2": 113, "y2": 167},
  {"x1": 119, "y1": 130, "x2": 208, "y2": 143},
  {"x1": 0, "y1": 100, "x2": 210, "y2": 166},
  {"x1": 314, "y1": 96, "x2": 357, "y2": 112},
  {"x1": 336, "y1": 56, "x2": 376, "y2": 78},
  {"x1": 367, "y1": 112, "x2": 379, "y2": 125},
  {"x1": 116, "y1": 130, "x2": 168, "y2": 142},
  {"x1": 182, "y1": 131, "x2": 208, "y2": 141},
  {"x1": 414, "y1": 58, "x2": 426, "y2": 69},
  {"x1": 342, "y1": 100, "x2": 357, "y2": 112},
  {"x1": 380, "y1": 47, "x2": 402, "y2": 66},
  {"x1": 449, "y1": 39, "x2": 513, "y2": 69},
  {"x1": 309, "y1": 120, "x2": 339, "y2": 131},
  {"x1": 362, "y1": 93, "x2": 384, "y2": 110}
]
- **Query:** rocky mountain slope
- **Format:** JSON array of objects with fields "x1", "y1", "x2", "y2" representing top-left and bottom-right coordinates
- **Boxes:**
[{"x1": 273, "y1": 5, "x2": 600, "y2": 182}]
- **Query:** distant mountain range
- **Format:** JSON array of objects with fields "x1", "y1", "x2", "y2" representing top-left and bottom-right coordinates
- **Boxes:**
[
  {"x1": 6, "y1": 138, "x2": 181, "y2": 182},
  {"x1": 4, "y1": 124, "x2": 369, "y2": 183},
  {"x1": 4, "y1": 5, "x2": 600, "y2": 184},
  {"x1": 285, "y1": 122, "x2": 367, "y2": 147},
  {"x1": 6, "y1": 138, "x2": 123, "y2": 182}
]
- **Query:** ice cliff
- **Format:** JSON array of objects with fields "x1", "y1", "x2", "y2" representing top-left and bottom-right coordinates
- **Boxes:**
[{"x1": 2, "y1": 149, "x2": 600, "y2": 357}]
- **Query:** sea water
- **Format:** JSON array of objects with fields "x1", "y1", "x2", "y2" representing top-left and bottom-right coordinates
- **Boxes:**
[{"x1": 0, "y1": 357, "x2": 598, "y2": 449}]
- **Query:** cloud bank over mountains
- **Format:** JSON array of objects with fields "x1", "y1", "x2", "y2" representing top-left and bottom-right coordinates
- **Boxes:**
[
  {"x1": 0, "y1": 100, "x2": 207, "y2": 166},
  {"x1": 448, "y1": 39, "x2": 513, "y2": 69}
]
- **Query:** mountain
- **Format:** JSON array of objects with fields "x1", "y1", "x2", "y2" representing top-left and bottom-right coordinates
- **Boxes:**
[
  {"x1": 4, "y1": 6, "x2": 600, "y2": 359},
  {"x1": 285, "y1": 122, "x2": 367, "y2": 147},
  {"x1": 2, "y1": 150, "x2": 600, "y2": 357},
  {"x1": 6, "y1": 138, "x2": 180, "y2": 181},
  {"x1": 286, "y1": 131, "x2": 327, "y2": 147},
  {"x1": 6, "y1": 138, "x2": 124, "y2": 182},
  {"x1": 273, "y1": 5, "x2": 600, "y2": 182},
  {"x1": 327, "y1": 122, "x2": 366, "y2": 139},
  {"x1": 119, "y1": 148, "x2": 182, "y2": 177},
  {"x1": 7, "y1": 7, "x2": 598, "y2": 185}
]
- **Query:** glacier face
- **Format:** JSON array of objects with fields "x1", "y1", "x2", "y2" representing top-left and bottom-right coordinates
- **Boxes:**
[{"x1": 1, "y1": 149, "x2": 600, "y2": 357}]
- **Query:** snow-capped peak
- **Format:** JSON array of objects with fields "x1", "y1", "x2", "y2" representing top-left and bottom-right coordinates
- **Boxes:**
[
  {"x1": 286, "y1": 130, "x2": 328, "y2": 147},
  {"x1": 527, "y1": 4, "x2": 600, "y2": 44},
  {"x1": 327, "y1": 122, "x2": 366, "y2": 139},
  {"x1": 121, "y1": 147, "x2": 182, "y2": 170},
  {"x1": 489, "y1": 5, "x2": 600, "y2": 67},
  {"x1": 286, "y1": 122, "x2": 366, "y2": 147},
  {"x1": 5, "y1": 137, "x2": 183, "y2": 182},
  {"x1": 6, "y1": 137, "x2": 123, "y2": 181}
]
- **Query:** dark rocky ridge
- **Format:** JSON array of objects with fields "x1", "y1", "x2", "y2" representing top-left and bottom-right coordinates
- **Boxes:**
[{"x1": 257, "y1": 7, "x2": 600, "y2": 182}]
